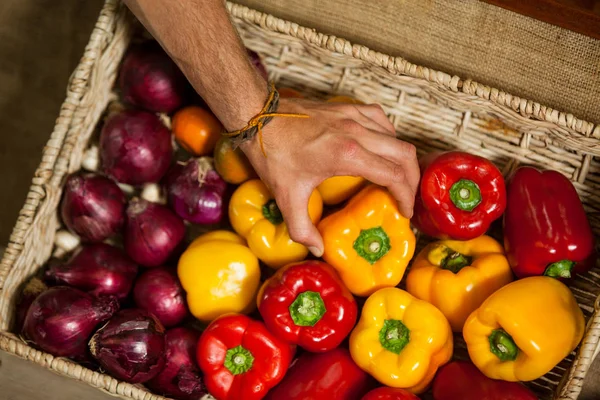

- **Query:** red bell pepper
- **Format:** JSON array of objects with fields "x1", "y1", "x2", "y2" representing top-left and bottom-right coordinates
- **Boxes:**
[
  {"x1": 504, "y1": 167, "x2": 596, "y2": 278},
  {"x1": 196, "y1": 314, "x2": 293, "y2": 400},
  {"x1": 257, "y1": 260, "x2": 358, "y2": 352},
  {"x1": 362, "y1": 387, "x2": 420, "y2": 400},
  {"x1": 265, "y1": 348, "x2": 373, "y2": 400},
  {"x1": 432, "y1": 361, "x2": 537, "y2": 400},
  {"x1": 413, "y1": 151, "x2": 506, "y2": 240}
]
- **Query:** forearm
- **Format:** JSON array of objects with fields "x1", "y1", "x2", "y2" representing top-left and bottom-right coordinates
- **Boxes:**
[{"x1": 123, "y1": 0, "x2": 268, "y2": 131}]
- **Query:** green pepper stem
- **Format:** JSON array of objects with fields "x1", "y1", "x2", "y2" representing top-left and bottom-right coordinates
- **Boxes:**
[
  {"x1": 289, "y1": 291, "x2": 327, "y2": 327},
  {"x1": 353, "y1": 227, "x2": 391, "y2": 264},
  {"x1": 441, "y1": 251, "x2": 472, "y2": 273},
  {"x1": 489, "y1": 329, "x2": 519, "y2": 362},
  {"x1": 224, "y1": 345, "x2": 254, "y2": 375},
  {"x1": 262, "y1": 199, "x2": 284, "y2": 225},
  {"x1": 379, "y1": 319, "x2": 410, "y2": 354},
  {"x1": 544, "y1": 260, "x2": 575, "y2": 279},
  {"x1": 449, "y1": 179, "x2": 482, "y2": 212}
]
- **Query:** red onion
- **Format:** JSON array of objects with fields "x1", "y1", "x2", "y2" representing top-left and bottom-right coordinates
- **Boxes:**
[
  {"x1": 45, "y1": 244, "x2": 138, "y2": 300},
  {"x1": 60, "y1": 173, "x2": 126, "y2": 242},
  {"x1": 147, "y1": 327, "x2": 206, "y2": 399},
  {"x1": 120, "y1": 41, "x2": 189, "y2": 113},
  {"x1": 124, "y1": 198, "x2": 185, "y2": 267},
  {"x1": 133, "y1": 267, "x2": 188, "y2": 327},
  {"x1": 23, "y1": 286, "x2": 119, "y2": 359},
  {"x1": 89, "y1": 308, "x2": 166, "y2": 383},
  {"x1": 247, "y1": 49, "x2": 268, "y2": 81},
  {"x1": 14, "y1": 277, "x2": 48, "y2": 333},
  {"x1": 165, "y1": 158, "x2": 227, "y2": 225},
  {"x1": 100, "y1": 110, "x2": 173, "y2": 186}
]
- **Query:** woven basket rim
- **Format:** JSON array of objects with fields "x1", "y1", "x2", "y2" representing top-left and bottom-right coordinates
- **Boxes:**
[
  {"x1": 0, "y1": 1, "x2": 598, "y2": 400},
  {"x1": 225, "y1": 2, "x2": 599, "y2": 152}
]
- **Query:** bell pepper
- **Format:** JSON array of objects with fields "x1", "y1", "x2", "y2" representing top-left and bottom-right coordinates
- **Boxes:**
[
  {"x1": 413, "y1": 151, "x2": 506, "y2": 240},
  {"x1": 432, "y1": 361, "x2": 538, "y2": 400},
  {"x1": 318, "y1": 176, "x2": 367, "y2": 205},
  {"x1": 257, "y1": 260, "x2": 358, "y2": 352},
  {"x1": 178, "y1": 230, "x2": 261, "y2": 323},
  {"x1": 349, "y1": 287, "x2": 453, "y2": 394},
  {"x1": 197, "y1": 314, "x2": 293, "y2": 400},
  {"x1": 264, "y1": 348, "x2": 373, "y2": 400},
  {"x1": 361, "y1": 387, "x2": 420, "y2": 400},
  {"x1": 503, "y1": 167, "x2": 596, "y2": 279},
  {"x1": 463, "y1": 276, "x2": 585, "y2": 381},
  {"x1": 229, "y1": 179, "x2": 323, "y2": 269},
  {"x1": 406, "y1": 235, "x2": 513, "y2": 332},
  {"x1": 318, "y1": 185, "x2": 416, "y2": 296}
]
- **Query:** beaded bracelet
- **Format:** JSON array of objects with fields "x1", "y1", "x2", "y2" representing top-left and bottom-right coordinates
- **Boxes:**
[{"x1": 222, "y1": 82, "x2": 308, "y2": 156}]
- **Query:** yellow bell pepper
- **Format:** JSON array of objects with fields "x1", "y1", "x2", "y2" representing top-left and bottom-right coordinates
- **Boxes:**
[
  {"x1": 350, "y1": 287, "x2": 453, "y2": 394},
  {"x1": 463, "y1": 276, "x2": 585, "y2": 382},
  {"x1": 229, "y1": 179, "x2": 323, "y2": 269},
  {"x1": 318, "y1": 184, "x2": 415, "y2": 296},
  {"x1": 406, "y1": 235, "x2": 513, "y2": 332},
  {"x1": 178, "y1": 230, "x2": 261, "y2": 323},
  {"x1": 317, "y1": 176, "x2": 366, "y2": 205}
]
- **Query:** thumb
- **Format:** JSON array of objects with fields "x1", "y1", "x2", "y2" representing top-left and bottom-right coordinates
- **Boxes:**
[{"x1": 277, "y1": 187, "x2": 324, "y2": 257}]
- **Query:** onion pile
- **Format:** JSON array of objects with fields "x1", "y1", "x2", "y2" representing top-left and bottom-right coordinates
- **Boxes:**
[
  {"x1": 89, "y1": 309, "x2": 166, "y2": 383},
  {"x1": 124, "y1": 198, "x2": 186, "y2": 267},
  {"x1": 23, "y1": 286, "x2": 119, "y2": 359},
  {"x1": 120, "y1": 41, "x2": 189, "y2": 113},
  {"x1": 61, "y1": 174, "x2": 126, "y2": 242},
  {"x1": 16, "y1": 40, "x2": 278, "y2": 400},
  {"x1": 100, "y1": 110, "x2": 173, "y2": 186},
  {"x1": 133, "y1": 267, "x2": 188, "y2": 327},
  {"x1": 165, "y1": 158, "x2": 227, "y2": 225},
  {"x1": 45, "y1": 244, "x2": 138, "y2": 300},
  {"x1": 147, "y1": 327, "x2": 206, "y2": 399}
]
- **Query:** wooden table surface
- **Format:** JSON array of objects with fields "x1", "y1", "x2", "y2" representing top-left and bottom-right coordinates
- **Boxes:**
[{"x1": 0, "y1": 0, "x2": 598, "y2": 399}]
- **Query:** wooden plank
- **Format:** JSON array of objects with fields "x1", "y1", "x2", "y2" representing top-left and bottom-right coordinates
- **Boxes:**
[
  {"x1": 0, "y1": 350, "x2": 114, "y2": 400},
  {"x1": 480, "y1": 0, "x2": 600, "y2": 39}
]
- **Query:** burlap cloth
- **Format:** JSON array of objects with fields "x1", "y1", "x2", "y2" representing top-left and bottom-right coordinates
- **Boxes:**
[{"x1": 238, "y1": 0, "x2": 600, "y2": 124}]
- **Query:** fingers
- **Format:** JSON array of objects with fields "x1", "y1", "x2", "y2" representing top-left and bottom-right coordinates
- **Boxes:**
[
  {"x1": 338, "y1": 143, "x2": 416, "y2": 218},
  {"x1": 354, "y1": 104, "x2": 396, "y2": 135},
  {"x1": 328, "y1": 102, "x2": 396, "y2": 136},
  {"x1": 276, "y1": 186, "x2": 324, "y2": 256},
  {"x1": 353, "y1": 130, "x2": 420, "y2": 194}
]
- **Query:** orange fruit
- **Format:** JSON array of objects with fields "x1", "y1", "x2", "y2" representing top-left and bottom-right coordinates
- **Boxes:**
[
  {"x1": 172, "y1": 106, "x2": 223, "y2": 156},
  {"x1": 278, "y1": 87, "x2": 304, "y2": 99},
  {"x1": 327, "y1": 95, "x2": 363, "y2": 104},
  {"x1": 213, "y1": 136, "x2": 257, "y2": 184}
]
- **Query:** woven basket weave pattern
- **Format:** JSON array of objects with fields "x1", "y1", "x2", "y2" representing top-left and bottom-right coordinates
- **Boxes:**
[{"x1": 0, "y1": 1, "x2": 599, "y2": 399}]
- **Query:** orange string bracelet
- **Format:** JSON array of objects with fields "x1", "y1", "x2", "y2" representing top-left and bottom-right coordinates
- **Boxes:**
[{"x1": 222, "y1": 83, "x2": 309, "y2": 156}]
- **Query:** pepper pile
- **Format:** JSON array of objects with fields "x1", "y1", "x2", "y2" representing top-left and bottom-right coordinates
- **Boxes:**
[{"x1": 17, "y1": 44, "x2": 597, "y2": 400}]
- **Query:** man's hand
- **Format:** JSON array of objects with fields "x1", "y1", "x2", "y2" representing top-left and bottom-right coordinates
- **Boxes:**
[
  {"x1": 241, "y1": 98, "x2": 419, "y2": 256},
  {"x1": 123, "y1": 0, "x2": 420, "y2": 257}
]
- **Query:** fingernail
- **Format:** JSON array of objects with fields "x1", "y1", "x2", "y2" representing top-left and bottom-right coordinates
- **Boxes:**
[{"x1": 309, "y1": 246, "x2": 323, "y2": 258}]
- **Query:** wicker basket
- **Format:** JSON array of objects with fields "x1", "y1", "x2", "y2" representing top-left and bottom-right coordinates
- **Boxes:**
[{"x1": 1, "y1": 0, "x2": 599, "y2": 399}]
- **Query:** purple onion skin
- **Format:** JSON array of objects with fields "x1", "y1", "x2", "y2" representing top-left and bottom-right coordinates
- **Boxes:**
[
  {"x1": 124, "y1": 198, "x2": 186, "y2": 267},
  {"x1": 120, "y1": 42, "x2": 189, "y2": 113},
  {"x1": 166, "y1": 159, "x2": 227, "y2": 225},
  {"x1": 89, "y1": 309, "x2": 166, "y2": 383},
  {"x1": 23, "y1": 286, "x2": 119, "y2": 359},
  {"x1": 15, "y1": 277, "x2": 48, "y2": 333},
  {"x1": 247, "y1": 49, "x2": 268, "y2": 81},
  {"x1": 133, "y1": 267, "x2": 188, "y2": 327},
  {"x1": 100, "y1": 110, "x2": 173, "y2": 186},
  {"x1": 61, "y1": 174, "x2": 126, "y2": 242},
  {"x1": 147, "y1": 327, "x2": 206, "y2": 400},
  {"x1": 45, "y1": 244, "x2": 138, "y2": 301}
]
